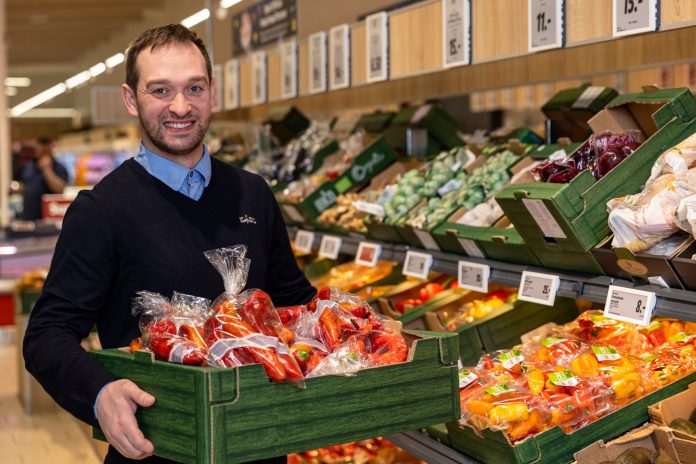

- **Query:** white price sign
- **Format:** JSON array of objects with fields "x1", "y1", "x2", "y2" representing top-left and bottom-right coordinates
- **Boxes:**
[
  {"x1": 294, "y1": 230, "x2": 315, "y2": 254},
  {"x1": 223, "y1": 59, "x2": 239, "y2": 110},
  {"x1": 518, "y1": 271, "x2": 560, "y2": 306},
  {"x1": 458, "y1": 261, "x2": 490, "y2": 293},
  {"x1": 603, "y1": 285, "x2": 656, "y2": 327},
  {"x1": 529, "y1": 0, "x2": 565, "y2": 52},
  {"x1": 613, "y1": 0, "x2": 658, "y2": 38},
  {"x1": 213, "y1": 64, "x2": 224, "y2": 112},
  {"x1": 355, "y1": 242, "x2": 382, "y2": 267},
  {"x1": 309, "y1": 31, "x2": 327, "y2": 94},
  {"x1": 403, "y1": 251, "x2": 433, "y2": 280},
  {"x1": 366, "y1": 11, "x2": 389, "y2": 83},
  {"x1": 319, "y1": 235, "x2": 342, "y2": 260},
  {"x1": 329, "y1": 24, "x2": 351, "y2": 90},
  {"x1": 442, "y1": 0, "x2": 471, "y2": 68},
  {"x1": 252, "y1": 51, "x2": 267, "y2": 104},
  {"x1": 281, "y1": 40, "x2": 298, "y2": 99}
]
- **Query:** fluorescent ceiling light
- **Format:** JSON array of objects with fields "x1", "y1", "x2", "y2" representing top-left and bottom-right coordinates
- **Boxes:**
[
  {"x1": 220, "y1": 0, "x2": 242, "y2": 8},
  {"x1": 10, "y1": 83, "x2": 67, "y2": 117},
  {"x1": 5, "y1": 87, "x2": 18, "y2": 96},
  {"x1": 10, "y1": 108, "x2": 79, "y2": 119},
  {"x1": 5, "y1": 77, "x2": 31, "y2": 87},
  {"x1": 90, "y1": 62, "x2": 107, "y2": 77},
  {"x1": 65, "y1": 71, "x2": 91, "y2": 89},
  {"x1": 0, "y1": 246, "x2": 17, "y2": 255},
  {"x1": 105, "y1": 53, "x2": 125, "y2": 69},
  {"x1": 181, "y1": 8, "x2": 210, "y2": 28}
]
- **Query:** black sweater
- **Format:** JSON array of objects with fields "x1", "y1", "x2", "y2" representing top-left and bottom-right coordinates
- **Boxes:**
[{"x1": 23, "y1": 158, "x2": 316, "y2": 428}]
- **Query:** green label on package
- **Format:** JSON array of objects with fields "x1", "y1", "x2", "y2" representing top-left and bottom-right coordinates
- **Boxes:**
[
  {"x1": 499, "y1": 350, "x2": 523, "y2": 369},
  {"x1": 542, "y1": 337, "x2": 567, "y2": 348},
  {"x1": 334, "y1": 177, "x2": 353, "y2": 194},
  {"x1": 548, "y1": 370, "x2": 579, "y2": 387},
  {"x1": 592, "y1": 346, "x2": 621, "y2": 361},
  {"x1": 458, "y1": 369, "x2": 478, "y2": 388},
  {"x1": 484, "y1": 383, "x2": 511, "y2": 397}
]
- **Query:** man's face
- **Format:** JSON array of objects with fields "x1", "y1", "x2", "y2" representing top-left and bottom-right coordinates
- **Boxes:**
[{"x1": 122, "y1": 42, "x2": 214, "y2": 162}]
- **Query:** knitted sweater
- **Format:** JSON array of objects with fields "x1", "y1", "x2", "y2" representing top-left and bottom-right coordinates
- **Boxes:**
[{"x1": 23, "y1": 158, "x2": 316, "y2": 427}]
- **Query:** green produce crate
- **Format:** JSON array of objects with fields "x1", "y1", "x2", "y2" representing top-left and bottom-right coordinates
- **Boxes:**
[
  {"x1": 423, "y1": 295, "x2": 578, "y2": 366},
  {"x1": 355, "y1": 111, "x2": 395, "y2": 134},
  {"x1": 264, "y1": 106, "x2": 310, "y2": 145},
  {"x1": 530, "y1": 246, "x2": 605, "y2": 276},
  {"x1": 411, "y1": 104, "x2": 464, "y2": 149},
  {"x1": 422, "y1": 423, "x2": 451, "y2": 446},
  {"x1": 15, "y1": 289, "x2": 41, "y2": 314},
  {"x1": 446, "y1": 371, "x2": 696, "y2": 464},
  {"x1": 272, "y1": 140, "x2": 341, "y2": 195},
  {"x1": 496, "y1": 88, "x2": 696, "y2": 253},
  {"x1": 92, "y1": 330, "x2": 460, "y2": 464}
]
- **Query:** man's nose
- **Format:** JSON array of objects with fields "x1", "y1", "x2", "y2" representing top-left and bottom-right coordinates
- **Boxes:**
[{"x1": 169, "y1": 92, "x2": 192, "y2": 116}]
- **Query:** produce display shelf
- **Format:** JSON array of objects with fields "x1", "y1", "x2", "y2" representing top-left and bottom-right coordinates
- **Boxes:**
[
  {"x1": 289, "y1": 227, "x2": 696, "y2": 322},
  {"x1": 386, "y1": 431, "x2": 481, "y2": 464}
]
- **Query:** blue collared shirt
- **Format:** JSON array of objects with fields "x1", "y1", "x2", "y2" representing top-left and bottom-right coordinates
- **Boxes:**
[{"x1": 134, "y1": 143, "x2": 212, "y2": 200}]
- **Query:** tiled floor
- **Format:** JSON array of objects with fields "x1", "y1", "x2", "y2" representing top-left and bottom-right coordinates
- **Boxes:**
[{"x1": 0, "y1": 327, "x2": 103, "y2": 464}]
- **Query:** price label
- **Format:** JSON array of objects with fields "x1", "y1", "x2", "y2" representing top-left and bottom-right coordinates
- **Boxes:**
[
  {"x1": 613, "y1": 0, "x2": 658, "y2": 38},
  {"x1": 603, "y1": 285, "x2": 656, "y2": 327},
  {"x1": 522, "y1": 199, "x2": 567, "y2": 239},
  {"x1": 309, "y1": 31, "x2": 327, "y2": 94},
  {"x1": 529, "y1": 0, "x2": 565, "y2": 52},
  {"x1": 366, "y1": 11, "x2": 389, "y2": 83},
  {"x1": 403, "y1": 250, "x2": 433, "y2": 280},
  {"x1": 329, "y1": 24, "x2": 351, "y2": 90},
  {"x1": 458, "y1": 368, "x2": 478, "y2": 388},
  {"x1": 224, "y1": 59, "x2": 239, "y2": 110},
  {"x1": 352, "y1": 201, "x2": 384, "y2": 217},
  {"x1": 518, "y1": 271, "x2": 560, "y2": 306},
  {"x1": 442, "y1": 0, "x2": 471, "y2": 68},
  {"x1": 414, "y1": 229, "x2": 441, "y2": 252},
  {"x1": 319, "y1": 235, "x2": 342, "y2": 260},
  {"x1": 294, "y1": 230, "x2": 315, "y2": 254},
  {"x1": 548, "y1": 370, "x2": 579, "y2": 387},
  {"x1": 458, "y1": 261, "x2": 489, "y2": 293},
  {"x1": 213, "y1": 64, "x2": 224, "y2": 112},
  {"x1": 355, "y1": 242, "x2": 382, "y2": 267},
  {"x1": 281, "y1": 40, "x2": 298, "y2": 99},
  {"x1": 457, "y1": 238, "x2": 485, "y2": 259},
  {"x1": 251, "y1": 51, "x2": 267, "y2": 104}
]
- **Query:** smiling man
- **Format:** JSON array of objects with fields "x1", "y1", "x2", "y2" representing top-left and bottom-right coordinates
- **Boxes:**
[{"x1": 23, "y1": 24, "x2": 315, "y2": 464}]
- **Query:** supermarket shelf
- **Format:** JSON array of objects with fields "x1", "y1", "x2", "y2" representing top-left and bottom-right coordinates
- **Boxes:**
[
  {"x1": 289, "y1": 226, "x2": 696, "y2": 322},
  {"x1": 386, "y1": 431, "x2": 480, "y2": 464}
]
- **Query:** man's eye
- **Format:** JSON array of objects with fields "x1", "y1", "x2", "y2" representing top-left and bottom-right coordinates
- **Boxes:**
[
  {"x1": 151, "y1": 88, "x2": 168, "y2": 95},
  {"x1": 188, "y1": 85, "x2": 204, "y2": 94}
]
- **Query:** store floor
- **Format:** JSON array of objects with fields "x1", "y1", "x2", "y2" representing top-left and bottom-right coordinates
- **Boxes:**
[{"x1": 0, "y1": 327, "x2": 102, "y2": 464}]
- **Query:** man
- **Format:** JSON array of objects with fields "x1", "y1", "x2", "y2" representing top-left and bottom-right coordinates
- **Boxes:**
[
  {"x1": 19, "y1": 137, "x2": 69, "y2": 220},
  {"x1": 23, "y1": 24, "x2": 315, "y2": 464}
]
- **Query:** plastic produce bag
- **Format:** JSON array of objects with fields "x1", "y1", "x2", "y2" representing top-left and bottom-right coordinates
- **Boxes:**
[{"x1": 204, "y1": 245, "x2": 305, "y2": 386}]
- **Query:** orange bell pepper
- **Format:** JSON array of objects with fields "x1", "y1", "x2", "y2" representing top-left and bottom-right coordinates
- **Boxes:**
[
  {"x1": 527, "y1": 369, "x2": 545, "y2": 395},
  {"x1": 488, "y1": 403, "x2": 529, "y2": 425},
  {"x1": 612, "y1": 372, "x2": 642, "y2": 400},
  {"x1": 570, "y1": 352, "x2": 599, "y2": 378},
  {"x1": 507, "y1": 410, "x2": 541, "y2": 440},
  {"x1": 466, "y1": 400, "x2": 494, "y2": 416}
]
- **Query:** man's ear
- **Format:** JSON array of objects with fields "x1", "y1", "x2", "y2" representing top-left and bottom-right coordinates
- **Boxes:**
[{"x1": 121, "y1": 83, "x2": 139, "y2": 117}]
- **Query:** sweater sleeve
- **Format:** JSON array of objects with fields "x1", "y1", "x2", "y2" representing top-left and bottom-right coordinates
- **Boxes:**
[
  {"x1": 261, "y1": 182, "x2": 317, "y2": 306},
  {"x1": 23, "y1": 193, "x2": 117, "y2": 427}
]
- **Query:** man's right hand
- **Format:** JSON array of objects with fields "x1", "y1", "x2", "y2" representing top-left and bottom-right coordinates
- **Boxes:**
[{"x1": 96, "y1": 379, "x2": 156, "y2": 460}]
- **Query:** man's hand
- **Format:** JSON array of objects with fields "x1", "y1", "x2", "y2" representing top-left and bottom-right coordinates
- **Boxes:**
[
  {"x1": 96, "y1": 379, "x2": 156, "y2": 460},
  {"x1": 36, "y1": 154, "x2": 53, "y2": 171}
]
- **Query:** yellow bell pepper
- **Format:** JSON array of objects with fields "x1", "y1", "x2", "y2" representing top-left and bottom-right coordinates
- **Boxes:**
[
  {"x1": 466, "y1": 400, "x2": 494, "y2": 416},
  {"x1": 527, "y1": 369, "x2": 545, "y2": 395},
  {"x1": 612, "y1": 372, "x2": 642, "y2": 400},
  {"x1": 507, "y1": 410, "x2": 541, "y2": 440},
  {"x1": 570, "y1": 353, "x2": 599, "y2": 378},
  {"x1": 488, "y1": 403, "x2": 529, "y2": 425}
]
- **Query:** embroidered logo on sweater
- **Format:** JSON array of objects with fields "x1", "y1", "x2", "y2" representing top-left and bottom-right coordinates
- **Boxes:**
[{"x1": 239, "y1": 215, "x2": 256, "y2": 224}]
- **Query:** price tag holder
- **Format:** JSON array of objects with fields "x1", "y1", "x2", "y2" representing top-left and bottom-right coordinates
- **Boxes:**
[
  {"x1": 319, "y1": 235, "x2": 342, "y2": 260},
  {"x1": 442, "y1": 0, "x2": 471, "y2": 68},
  {"x1": 458, "y1": 261, "x2": 490, "y2": 293},
  {"x1": 518, "y1": 271, "x2": 560, "y2": 306},
  {"x1": 309, "y1": 31, "x2": 327, "y2": 94},
  {"x1": 529, "y1": 0, "x2": 565, "y2": 52},
  {"x1": 251, "y1": 51, "x2": 268, "y2": 104},
  {"x1": 355, "y1": 242, "x2": 382, "y2": 267},
  {"x1": 612, "y1": 0, "x2": 658, "y2": 38},
  {"x1": 366, "y1": 11, "x2": 389, "y2": 83},
  {"x1": 603, "y1": 285, "x2": 656, "y2": 327},
  {"x1": 280, "y1": 40, "x2": 298, "y2": 99},
  {"x1": 294, "y1": 230, "x2": 315, "y2": 254},
  {"x1": 223, "y1": 59, "x2": 240, "y2": 110},
  {"x1": 329, "y1": 24, "x2": 351, "y2": 90},
  {"x1": 403, "y1": 251, "x2": 433, "y2": 280}
]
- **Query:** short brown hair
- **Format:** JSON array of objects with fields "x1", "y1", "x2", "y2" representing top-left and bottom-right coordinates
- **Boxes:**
[{"x1": 125, "y1": 24, "x2": 212, "y2": 90}]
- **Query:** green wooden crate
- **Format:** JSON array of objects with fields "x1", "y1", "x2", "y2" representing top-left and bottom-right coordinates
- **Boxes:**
[
  {"x1": 92, "y1": 330, "x2": 460, "y2": 464},
  {"x1": 422, "y1": 423, "x2": 451, "y2": 446},
  {"x1": 446, "y1": 371, "x2": 696, "y2": 464},
  {"x1": 16, "y1": 289, "x2": 41, "y2": 314},
  {"x1": 496, "y1": 88, "x2": 696, "y2": 253},
  {"x1": 355, "y1": 111, "x2": 395, "y2": 134},
  {"x1": 265, "y1": 106, "x2": 310, "y2": 145},
  {"x1": 411, "y1": 104, "x2": 464, "y2": 149},
  {"x1": 530, "y1": 246, "x2": 605, "y2": 276},
  {"x1": 365, "y1": 220, "x2": 410, "y2": 245}
]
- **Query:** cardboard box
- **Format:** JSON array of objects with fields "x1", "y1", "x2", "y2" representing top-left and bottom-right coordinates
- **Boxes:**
[
  {"x1": 573, "y1": 424, "x2": 680, "y2": 464},
  {"x1": 496, "y1": 88, "x2": 696, "y2": 255},
  {"x1": 92, "y1": 331, "x2": 460, "y2": 464},
  {"x1": 648, "y1": 381, "x2": 696, "y2": 464},
  {"x1": 670, "y1": 241, "x2": 696, "y2": 291},
  {"x1": 592, "y1": 233, "x2": 691, "y2": 289}
]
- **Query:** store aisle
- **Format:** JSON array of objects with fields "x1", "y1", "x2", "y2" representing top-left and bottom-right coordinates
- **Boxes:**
[{"x1": 0, "y1": 330, "x2": 102, "y2": 464}]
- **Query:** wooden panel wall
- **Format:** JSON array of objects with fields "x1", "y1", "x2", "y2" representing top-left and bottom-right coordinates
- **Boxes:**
[
  {"x1": 268, "y1": 49, "x2": 282, "y2": 102},
  {"x1": 389, "y1": 1, "x2": 443, "y2": 78},
  {"x1": 472, "y1": 0, "x2": 527, "y2": 62},
  {"x1": 299, "y1": 40, "x2": 310, "y2": 96},
  {"x1": 351, "y1": 23, "x2": 367, "y2": 86},
  {"x1": 661, "y1": 0, "x2": 696, "y2": 28},
  {"x1": 239, "y1": 59, "x2": 252, "y2": 107},
  {"x1": 566, "y1": 0, "x2": 612, "y2": 44}
]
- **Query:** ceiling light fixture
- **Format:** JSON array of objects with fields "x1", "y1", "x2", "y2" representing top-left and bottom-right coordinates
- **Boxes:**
[
  {"x1": 5, "y1": 87, "x2": 18, "y2": 97},
  {"x1": 181, "y1": 8, "x2": 210, "y2": 28},
  {"x1": 105, "y1": 53, "x2": 125, "y2": 69},
  {"x1": 220, "y1": 0, "x2": 242, "y2": 8},
  {"x1": 4, "y1": 77, "x2": 31, "y2": 87},
  {"x1": 10, "y1": 108, "x2": 79, "y2": 119},
  {"x1": 65, "y1": 71, "x2": 91, "y2": 89},
  {"x1": 10, "y1": 83, "x2": 67, "y2": 117},
  {"x1": 90, "y1": 63, "x2": 107, "y2": 77}
]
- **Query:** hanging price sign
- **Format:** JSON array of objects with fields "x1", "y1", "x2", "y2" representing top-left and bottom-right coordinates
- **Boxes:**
[
  {"x1": 251, "y1": 51, "x2": 267, "y2": 104},
  {"x1": 603, "y1": 285, "x2": 656, "y2": 327},
  {"x1": 442, "y1": 0, "x2": 471, "y2": 68},
  {"x1": 366, "y1": 11, "x2": 389, "y2": 83},
  {"x1": 403, "y1": 251, "x2": 433, "y2": 280},
  {"x1": 309, "y1": 31, "x2": 327, "y2": 94},
  {"x1": 294, "y1": 230, "x2": 315, "y2": 254},
  {"x1": 329, "y1": 24, "x2": 351, "y2": 90},
  {"x1": 458, "y1": 261, "x2": 490, "y2": 293},
  {"x1": 518, "y1": 271, "x2": 560, "y2": 306},
  {"x1": 319, "y1": 235, "x2": 342, "y2": 260},
  {"x1": 529, "y1": 0, "x2": 565, "y2": 52},
  {"x1": 612, "y1": 0, "x2": 659, "y2": 38},
  {"x1": 281, "y1": 40, "x2": 298, "y2": 99},
  {"x1": 355, "y1": 242, "x2": 382, "y2": 267},
  {"x1": 224, "y1": 59, "x2": 240, "y2": 110}
]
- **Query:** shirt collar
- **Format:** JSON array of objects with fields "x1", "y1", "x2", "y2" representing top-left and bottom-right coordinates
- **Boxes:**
[{"x1": 135, "y1": 143, "x2": 212, "y2": 191}]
